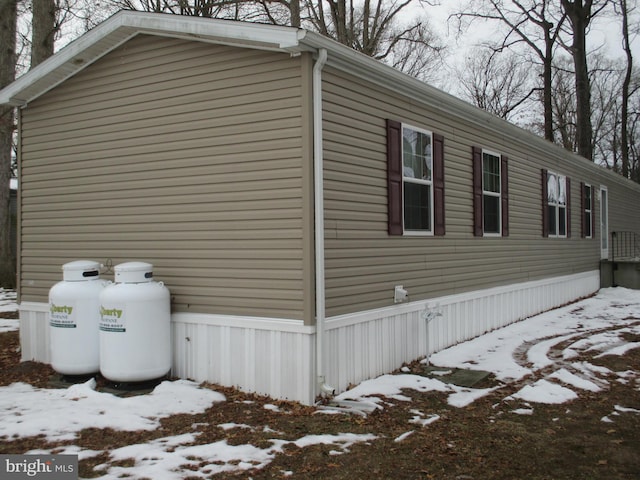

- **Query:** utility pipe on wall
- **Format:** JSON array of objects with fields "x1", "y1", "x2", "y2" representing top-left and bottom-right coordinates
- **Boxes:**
[{"x1": 313, "y1": 48, "x2": 334, "y2": 398}]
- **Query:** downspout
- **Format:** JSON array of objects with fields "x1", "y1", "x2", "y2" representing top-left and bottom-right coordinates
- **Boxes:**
[{"x1": 313, "y1": 48, "x2": 334, "y2": 398}]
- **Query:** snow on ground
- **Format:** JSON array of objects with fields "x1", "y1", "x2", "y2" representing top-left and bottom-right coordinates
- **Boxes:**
[
  {"x1": 0, "y1": 379, "x2": 225, "y2": 441},
  {"x1": 0, "y1": 287, "x2": 19, "y2": 333},
  {"x1": 1, "y1": 287, "x2": 640, "y2": 478}
]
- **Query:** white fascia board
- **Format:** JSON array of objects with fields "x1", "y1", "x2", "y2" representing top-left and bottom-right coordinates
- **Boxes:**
[
  {"x1": 0, "y1": 13, "x2": 135, "y2": 106},
  {"x1": 124, "y1": 11, "x2": 305, "y2": 50},
  {"x1": 0, "y1": 11, "x2": 308, "y2": 107}
]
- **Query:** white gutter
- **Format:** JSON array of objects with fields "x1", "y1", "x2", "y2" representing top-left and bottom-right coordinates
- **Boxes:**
[{"x1": 313, "y1": 48, "x2": 334, "y2": 398}]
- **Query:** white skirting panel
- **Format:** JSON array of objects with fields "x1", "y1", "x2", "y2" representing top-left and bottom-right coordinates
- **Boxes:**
[
  {"x1": 18, "y1": 271, "x2": 599, "y2": 405},
  {"x1": 323, "y1": 271, "x2": 600, "y2": 394},
  {"x1": 19, "y1": 302, "x2": 51, "y2": 364},
  {"x1": 171, "y1": 313, "x2": 316, "y2": 404},
  {"x1": 18, "y1": 304, "x2": 317, "y2": 404}
]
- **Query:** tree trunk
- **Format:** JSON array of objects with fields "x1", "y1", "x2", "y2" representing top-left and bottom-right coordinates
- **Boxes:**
[
  {"x1": 0, "y1": 0, "x2": 17, "y2": 288},
  {"x1": 620, "y1": 0, "x2": 632, "y2": 178},
  {"x1": 561, "y1": 0, "x2": 594, "y2": 161},
  {"x1": 542, "y1": 21, "x2": 554, "y2": 142},
  {"x1": 290, "y1": 0, "x2": 301, "y2": 27},
  {"x1": 31, "y1": 0, "x2": 56, "y2": 68}
]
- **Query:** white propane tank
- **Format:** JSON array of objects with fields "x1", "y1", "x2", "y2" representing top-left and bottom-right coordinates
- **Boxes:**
[
  {"x1": 49, "y1": 260, "x2": 109, "y2": 376},
  {"x1": 99, "y1": 262, "x2": 171, "y2": 382}
]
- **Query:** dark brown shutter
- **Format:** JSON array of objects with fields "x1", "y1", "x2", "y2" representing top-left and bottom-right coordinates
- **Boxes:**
[
  {"x1": 433, "y1": 133, "x2": 445, "y2": 236},
  {"x1": 591, "y1": 187, "x2": 595, "y2": 239},
  {"x1": 566, "y1": 177, "x2": 571, "y2": 238},
  {"x1": 472, "y1": 146, "x2": 483, "y2": 237},
  {"x1": 542, "y1": 169, "x2": 549, "y2": 237},
  {"x1": 580, "y1": 181, "x2": 586, "y2": 238},
  {"x1": 387, "y1": 119, "x2": 403, "y2": 235},
  {"x1": 501, "y1": 155, "x2": 509, "y2": 237}
]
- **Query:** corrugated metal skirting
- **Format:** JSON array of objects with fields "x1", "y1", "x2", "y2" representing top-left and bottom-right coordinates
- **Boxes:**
[
  {"x1": 19, "y1": 270, "x2": 598, "y2": 404},
  {"x1": 323, "y1": 270, "x2": 600, "y2": 395}
]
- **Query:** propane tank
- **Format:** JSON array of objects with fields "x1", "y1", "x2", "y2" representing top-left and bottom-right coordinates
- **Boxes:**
[
  {"x1": 99, "y1": 262, "x2": 171, "y2": 382},
  {"x1": 49, "y1": 260, "x2": 109, "y2": 376}
]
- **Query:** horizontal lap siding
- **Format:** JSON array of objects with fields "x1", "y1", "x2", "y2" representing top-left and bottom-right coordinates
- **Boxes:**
[
  {"x1": 322, "y1": 68, "x2": 640, "y2": 317},
  {"x1": 20, "y1": 35, "x2": 308, "y2": 320}
]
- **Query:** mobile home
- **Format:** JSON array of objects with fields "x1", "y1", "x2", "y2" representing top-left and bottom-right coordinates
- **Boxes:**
[{"x1": 2, "y1": 11, "x2": 639, "y2": 404}]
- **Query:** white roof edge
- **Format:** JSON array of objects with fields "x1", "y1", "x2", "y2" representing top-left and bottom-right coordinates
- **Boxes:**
[{"x1": 0, "y1": 10, "x2": 305, "y2": 106}]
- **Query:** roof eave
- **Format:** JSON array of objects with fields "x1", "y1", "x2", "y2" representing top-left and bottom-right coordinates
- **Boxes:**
[{"x1": 0, "y1": 10, "x2": 308, "y2": 107}]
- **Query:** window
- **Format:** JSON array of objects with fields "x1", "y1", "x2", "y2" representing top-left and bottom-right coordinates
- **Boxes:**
[
  {"x1": 472, "y1": 147, "x2": 509, "y2": 237},
  {"x1": 387, "y1": 120, "x2": 445, "y2": 236},
  {"x1": 482, "y1": 151, "x2": 501, "y2": 235},
  {"x1": 542, "y1": 170, "x2": 571, "y2": 238},
  {"x1": 402, "y1": 126, "x2": 433, "y2": 232},
  {"x1": 581, "y1": 183, "x2": 593, "y2": 238}
]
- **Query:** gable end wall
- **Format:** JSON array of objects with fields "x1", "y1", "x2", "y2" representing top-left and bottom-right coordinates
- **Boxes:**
[{"x1": 19, "y1": 35, "x2": 312, "y2": 322}]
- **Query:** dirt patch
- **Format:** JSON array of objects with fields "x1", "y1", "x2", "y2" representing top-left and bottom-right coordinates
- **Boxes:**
[{"x1": 0, "y1": 325, "x2": 639, "y2": 479}]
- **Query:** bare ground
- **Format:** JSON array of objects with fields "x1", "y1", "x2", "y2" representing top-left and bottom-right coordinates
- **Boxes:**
[{"x1": 1, "y1": 309, "x2": 639, "y2": 479}]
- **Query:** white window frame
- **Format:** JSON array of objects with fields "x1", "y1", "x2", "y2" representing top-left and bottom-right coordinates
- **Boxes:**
[
  {"x1": 482, "y1": 149, "x2": 502, "y2": 237},
  {"x1": 401, "y1": 124, "x2": 434, "y2": 236},
  {"x1": 584, "y1": 183, "x2": 593, "y2": 239},
  {"x1": 547, "y1": 171, "x2": 568, "y2": 239}
]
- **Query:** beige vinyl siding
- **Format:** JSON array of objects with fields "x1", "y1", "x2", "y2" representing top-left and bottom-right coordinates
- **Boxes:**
[
  {"x1": 322, "y1": 67, "x2": 640, "y2": 317},
  {"x1": 607, "y1": 176, "x2": 640, "y2": 234},
  {"x1": 19, "y1": 35, "x2": 312, "y2": 321}
]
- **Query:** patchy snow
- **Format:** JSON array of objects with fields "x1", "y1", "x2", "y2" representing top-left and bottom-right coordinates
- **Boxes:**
[
  {"x1": 394, "y1": 430, "x2": 415, "y2": 442},
  {"x1": 408, "y1": 409, "x2": 440, "y2": 427},
  {"x1": 1, "y1": 287, "x2": 640, "y2": 478},
  {"x1": 512, "y1": 408, "x2": 535, "y2": 416},
  {"x1": 0, "y1": 379, "x2": 225, "y2": 441},
  {"x1": 510, "y1": 379, "x2": 579, "y2": 404},
  {"x1": 549, "y1": 368, "x2": 602, "y2": 392},
  {"x1": 0, "y1": 288, "x2": 19, "y2": 333}
]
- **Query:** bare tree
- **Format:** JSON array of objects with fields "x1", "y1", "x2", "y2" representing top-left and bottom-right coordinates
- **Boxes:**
[
  {"x1": 630, "y1": 89, "x2": 640, "y2": 181},
  {"x1": 550, "y1": 57, "x2": 577, "y2": 153},
  {"x1": 589, "y1": 55, "x2": 625, "y2": 168},
  {"x1": 458, "y1": 47, "x2": 537, "y2": 121},
  {"x1": 31, "y1": 0, "x2": 56, "y2": 67},
  {"x1": 560, "y1": 0, "x2": 609, "y2": 161},
  {"x1": 616, "y1": 0, "x2": 636, "y2": 178},
  {"x1": 453, "y1": 0, "x2": 566, "y2": 143},
  {"x1": 305, "y1": 0, "x2": 444, "y2": 78},
  {"x1": 0, "y1": 0, "x2": 17, "y2": 288}
]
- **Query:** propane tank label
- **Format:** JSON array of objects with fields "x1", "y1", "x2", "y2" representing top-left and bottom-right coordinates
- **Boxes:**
[
  {"x1": 99, "y1": 306, "x2": 126, "y2": 332},
  {"x1": 50, "y1": 303, "x2": 76, "y2": 328}
]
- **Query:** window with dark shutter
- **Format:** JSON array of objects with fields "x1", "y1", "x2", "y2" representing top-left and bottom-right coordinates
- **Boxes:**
[
  {"x1": 472, "y1": 147, "x2": 507, "y2": 237},
  {"x1": 543, "y1": 169, "x2": 570, "y2": 238},
  {"x1": 387, "y1": 120, "x2": 445, "y2": 236}
]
